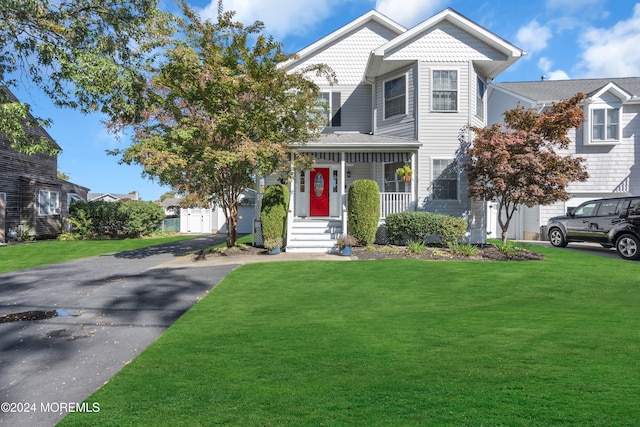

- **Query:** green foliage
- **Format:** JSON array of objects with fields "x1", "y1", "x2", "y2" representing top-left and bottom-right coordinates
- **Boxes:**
[
  {"x1": 347, "y1": 180, "x2": 380, "y2": 245},
  {"x1": 385, "y1": 211, "x2": 467, "y2": 245},
  {"x1": 406, "y1": 240, "x2": 427, "y2": 255},
  {"x1": 1, "y1": 0, "x2": 172, "y2": 154},
  {"x1": 447, "y1": 242, "x2": 479, "y2": 257},
  {"x1": 495, "y1": 240, "x2": 520, "y2": 258},
  {"x1": 68, "y1": 200, "x2": 165, "y2": 238},
  {"x1": 261, "y1": 184, "x2": 289, "y2": 249}
]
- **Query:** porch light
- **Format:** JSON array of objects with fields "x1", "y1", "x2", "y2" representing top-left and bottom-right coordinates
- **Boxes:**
[{"x1": 347, "y1": 170, "x2": 351, "y2": 178}]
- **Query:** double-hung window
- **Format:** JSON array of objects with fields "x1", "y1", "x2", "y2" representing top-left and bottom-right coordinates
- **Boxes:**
[
  {"x1": 384, "y1": 162, "x2": 407, "y2": 193},
  {"x1": 432, "y1": 159, "x2": 458, "y2": 200},
  {"x1": 591, "y1": 107, "x2": 620, "y2": 142},
  {"x1": 432, "y1": 70, "x2": 458, "y2": 111},
  {"x1": 39, "y1": 190, "x2": 60, "y2": 215},
  {"x1": 315, "y1": 92, "x2": 342, "y2": 127},
  {"x1": 384, "y1": 75, "x2": 406, "y2": 119}
]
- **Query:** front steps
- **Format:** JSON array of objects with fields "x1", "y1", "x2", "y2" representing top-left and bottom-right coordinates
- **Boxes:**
[{"x1": 286, "y1": 218, "x2": 343, "y2": 253}]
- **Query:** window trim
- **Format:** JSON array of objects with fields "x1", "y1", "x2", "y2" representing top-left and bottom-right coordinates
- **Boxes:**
[
  {"x1": 316, "y1": 91, "x2": 342, "y2": 128},
  {"x1": 584, "y1": 103, "x2": 622, "y2": 146},
  {"x1": 383, "y1": 161, "x2": 410, "y2": 193},
  {"x1": 476, "y1": 77, "x2": 485, "y2": 119},
  {"x1": 431, "y1": 69, "x2": 459, "y2": 112},
  {"x1": 383, "y1": 74, "x2": 407, "y2": 120},
  {"x1": 431, "y1": 158, "x2": 459, "y2": 201}
]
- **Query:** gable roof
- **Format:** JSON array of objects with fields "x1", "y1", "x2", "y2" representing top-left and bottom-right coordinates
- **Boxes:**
[
  {"x1": 281, "y1": 10, "x2": 406, "y2": 72},
  {"x1": 365, "y1": 8, "x2": 524, "y2": 79},
  {"x1": 493, "y1": 77, "x2": 640, "y2": 104}
]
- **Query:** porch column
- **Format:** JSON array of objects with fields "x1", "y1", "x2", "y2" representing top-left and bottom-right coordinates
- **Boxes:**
[
  {"x1": 410, "y1": 151, "x2": 416, "y2": 211},
  {"x1": 286, "y1": 153, "x2": 295, "y2": 247},
  {"x1": 341, "y1": 152, "x2": 347, "y2": 235}
]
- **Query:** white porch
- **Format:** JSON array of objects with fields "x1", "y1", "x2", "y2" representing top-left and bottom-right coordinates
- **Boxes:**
[{"x1": 282, "y1": 141, "x2": 420, "y2": 253}]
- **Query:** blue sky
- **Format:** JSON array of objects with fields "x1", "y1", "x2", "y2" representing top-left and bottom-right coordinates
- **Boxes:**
[{"x1": 9, "y1": 0, "x2": 640, "y2": 201}]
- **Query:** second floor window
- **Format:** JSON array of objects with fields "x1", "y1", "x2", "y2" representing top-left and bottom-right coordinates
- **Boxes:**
[
  {"x1": 433, "y1": 70, "x2": 458, "y2": 111},
  {"x1": 476, "y1": 77, "x2": 485, "y2": 118},
  {"x1": 384, "y1": 75, "x2": 406, "y2": 119},
  {"x1": 591, "y1": 107, "x2": 619, "y2": 141},
  {"x1": 316, "y1": 92, "x2": 342, "y2": 127}
]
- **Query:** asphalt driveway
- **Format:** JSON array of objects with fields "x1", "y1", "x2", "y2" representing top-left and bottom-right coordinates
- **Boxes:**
[{"x1": 0, "y1": 235, "x2": 237, "y2": 426}]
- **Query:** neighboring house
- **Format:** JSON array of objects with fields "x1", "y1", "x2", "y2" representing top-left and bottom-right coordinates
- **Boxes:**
[
  {"x1": 0, "y1": 89, "x2": 89, "y2": 242},
  {"x1": 488, "y1": 77, "x2": 640, "y2": 240},
  {"x1": 266, "y1": 8, "x2": 524, "y2": 252},
  {"x1": 88, "y1": 191, "x2": 140, "y2": 202},
  {"x1": 159, "y1": 197, "x2": 181, "y2": 217}
]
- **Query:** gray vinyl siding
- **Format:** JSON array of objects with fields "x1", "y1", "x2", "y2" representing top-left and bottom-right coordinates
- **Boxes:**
[
  {"x1": 319, "y1": 83, "x2": 372, "y2": 134},
  {"x1": 487, "y1": 86, "x2": 535, "y2": 125}
]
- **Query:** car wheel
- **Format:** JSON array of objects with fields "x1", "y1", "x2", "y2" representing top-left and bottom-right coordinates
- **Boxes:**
[
  {"x1": 615, "y1": 234, "x2": 640, "y2": 260},
  {"x1": 548, "y1": 228, "x2": 568, "y2": 247}
]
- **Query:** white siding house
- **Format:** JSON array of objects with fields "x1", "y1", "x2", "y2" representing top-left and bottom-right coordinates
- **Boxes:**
[
  {"x1": 488, "y1": 78, "x2": 640, "y2": 240},
  {"x1": 265, "y1": 8, "x2": 524, "y2": 252}
]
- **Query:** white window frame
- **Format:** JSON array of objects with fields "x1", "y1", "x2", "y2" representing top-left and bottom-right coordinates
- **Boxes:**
[
  {"x1": 383, "y1": 74, "x2": 407, "y2": 120},
  {"x1": 585, "y1": 103, "x2": 622, "y2": 146},
  {"x1": 431, "y1": 159, "x2": 459, "y2": 201},
  {"x1": 315, "y1": 91, "x2": 342, "y2": 128},
  {"x1": 383, "y1": 162, "x2": 410, "y2": 193},
  {"x1": 476, "y1": 77, "x2": 485, "y2": 119},
  {"x1": 39, "y1": 189, "x2": 60, "y2": 216},
  {"x1": 0, "y1": 192, "x2": 6, "y2": 202},
  {"x1": 432, "y1": 69, "x2": 459, "y2": 112},
  {"x1": 67, "y1": 192, "x2": 84, "y2": 205}
]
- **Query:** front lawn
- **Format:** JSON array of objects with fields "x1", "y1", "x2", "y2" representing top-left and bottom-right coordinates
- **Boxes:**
[
  {"x1": 61, "y1": 245, "x2": 640, "y2": 426},
  {"x1": 0, "y1": 235, "x2": 198, "y2": 273}
]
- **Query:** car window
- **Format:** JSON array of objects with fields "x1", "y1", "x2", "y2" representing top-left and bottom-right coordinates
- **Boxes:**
[
  {"x1": 573, "y1": 202, "x2": 598, "y2": 217},
  {"x1": 596, "y1": 199, "x2": 621, "y2": 216},
  {"x1": 629, "y1": 198, "x2": 640, "y2": 216}
]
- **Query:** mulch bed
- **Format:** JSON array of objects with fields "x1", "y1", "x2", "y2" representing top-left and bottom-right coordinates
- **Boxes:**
[{"x1": 197, "y1": 243, "x2": 545, "y2": 262}]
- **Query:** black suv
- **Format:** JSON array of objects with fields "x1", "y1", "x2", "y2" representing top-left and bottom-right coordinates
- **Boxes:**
[{"x1": 547, "y1": 196, "x2": 640, "y2": 260}]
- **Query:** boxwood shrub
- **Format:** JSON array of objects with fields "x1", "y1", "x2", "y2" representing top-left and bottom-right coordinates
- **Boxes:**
[
  {"x1": 385, "y1": 211, "x2": 467, "y2": 245},
  {"x1": 260, "y1": 184, "x2": 289, "y2": 249},
  {"x1": 347, "y1": 180, "x2": 380, "y2": 245}
]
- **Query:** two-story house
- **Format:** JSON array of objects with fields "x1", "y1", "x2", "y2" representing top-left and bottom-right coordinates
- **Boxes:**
[
  {"x1": 488, "y1": 78, "x2": 640, "y2": 240},
  {"x1": 261, "y1": 8, "x2": 524, "y2": 252},
  {"x1": 0, "y1": 88, "x2": 89, "y2": 242}
]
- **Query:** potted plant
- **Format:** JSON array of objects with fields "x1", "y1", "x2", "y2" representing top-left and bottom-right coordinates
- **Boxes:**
[
  {"x1": 396, "y1": 165, "x2": 412, "y2": 182},
  {"x1": 263, "y1": 237, "x2": 282, "y2": 255},
  {"x1": 335, "y1": 234, "x2": 358, "y2": 256}
]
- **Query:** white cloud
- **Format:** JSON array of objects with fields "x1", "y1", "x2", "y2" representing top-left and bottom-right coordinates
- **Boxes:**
[
  {"x1": 576, "y1": 3, "x2": 640, "y2": 78},
  {"x1": 199, "y1": 0, "x2": 347, "y2": 40},
  {"x1": 515, "y1": 20, "x2": 553, "y2": 56},
  {"x1": 375, "y1": 0, "x2": 447, "y2": 27},
  {"x1": 538, "y1": 57, "x2": 570, "y2": 81}
]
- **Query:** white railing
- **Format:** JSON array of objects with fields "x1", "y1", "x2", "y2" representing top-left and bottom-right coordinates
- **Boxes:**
[{"x1": 380, "y1": 192, "x2": 413, "y2": 218}]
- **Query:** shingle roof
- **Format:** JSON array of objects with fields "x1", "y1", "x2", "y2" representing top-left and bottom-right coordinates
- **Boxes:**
[{"x1": 494, "y1": 77, "x2": 640, "y2": 102}]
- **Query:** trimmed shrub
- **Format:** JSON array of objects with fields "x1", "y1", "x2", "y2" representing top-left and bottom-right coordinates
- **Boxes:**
[
  {"x1": 348, "y1": 180, "x2": 380, "y2": 245},
  {"x1": 385, "y1": 211, "x2": 467, "y2": 245},
  {"x1": 68, "y1": 200, "x2": 165, "y2": 238},
  {"x1": 261, "y1": 184, "x2": 289, "y2": 249}
]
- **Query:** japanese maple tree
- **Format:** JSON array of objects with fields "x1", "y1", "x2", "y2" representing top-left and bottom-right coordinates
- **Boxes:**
[
  {"x1": 112, "y1": 1, "x2": 332, "y2": 246},
  {"x1": 465, "y1": 93, "x2": 589, "y2": 244}
]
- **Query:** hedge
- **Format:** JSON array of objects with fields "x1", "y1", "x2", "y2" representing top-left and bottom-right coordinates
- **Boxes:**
[
  {"x1": 385, "y1": 211, "x2": 467, "y2": 245},
  {"x1": 67, "y1": 200, "x2": 166, "y2": 238},
  {"x1": 261, "y1": 184, "x2": 289, "y2": 249},
  {"x1": 347, "y1": 180, "x2": 380, "y2": 245}
]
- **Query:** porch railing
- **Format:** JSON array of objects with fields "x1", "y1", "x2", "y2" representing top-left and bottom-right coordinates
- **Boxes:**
[{"x1": 380, "y1": 192, "x2": 413, "y2": 219}]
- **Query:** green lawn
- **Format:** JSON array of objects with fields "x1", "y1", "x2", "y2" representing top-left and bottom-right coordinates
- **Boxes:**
[
  {"x1": 60, "y1": 244, "x2": 640, "y2": 426},
  {"x1": 0, "y1": 235, "x2": 198, "y2": 273}
]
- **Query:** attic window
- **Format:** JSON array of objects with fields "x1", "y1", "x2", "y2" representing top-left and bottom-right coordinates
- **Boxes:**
[{"x1": 384, "y1": 75, "x2": 406, "y2": 119}]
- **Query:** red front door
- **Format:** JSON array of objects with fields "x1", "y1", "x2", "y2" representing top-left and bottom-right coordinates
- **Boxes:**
[{"x1": 310, "y1": 168, "x2": 330, "y2": 216}]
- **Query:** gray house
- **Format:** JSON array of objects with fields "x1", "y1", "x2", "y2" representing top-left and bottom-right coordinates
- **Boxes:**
[
  {"x1": 0, "y1": 87, "x2": 89, "y2": 242},
  {"x1": 488, "y1": 77, "x2": 640, "y2": 240},
  {"x1": 262, "y1": 8, "x2": 524, "y2": 252}
]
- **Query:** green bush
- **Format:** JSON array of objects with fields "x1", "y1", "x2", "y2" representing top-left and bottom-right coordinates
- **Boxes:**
[
  {"x1": 261, "y1": 184, "x2": 289, "y2": 249},
  {"x1": 385, "y1": 211, "x2": 467, "y2": 245},
  {"x1": 347, "y1": 180, "x2": 380, "y2": 245},
  {"x1": 68, "y1": 200, "x2": 165, "y2": 238}
]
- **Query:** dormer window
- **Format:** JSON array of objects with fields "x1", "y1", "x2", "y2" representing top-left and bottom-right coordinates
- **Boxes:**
[{"x1": 585, "y1": 103, "x2": 622, "y2": 146}]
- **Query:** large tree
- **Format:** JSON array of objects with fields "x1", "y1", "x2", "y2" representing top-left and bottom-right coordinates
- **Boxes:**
[
  {"x1": 465, "y1": 93, "x2": 589, "y2": 244},
  {"x1": 112, "y1": 1, "x2": 332, "y2": 246},
  {"x1": 0, "y1": 0, "x2": 171, "y2": 154}
]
